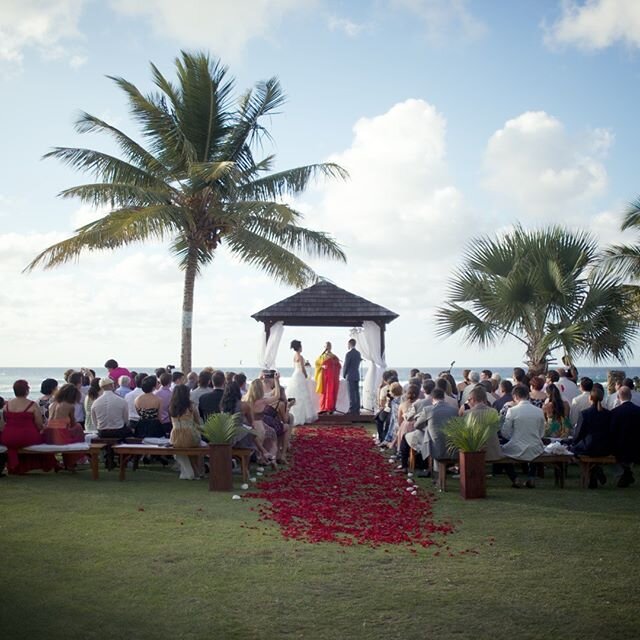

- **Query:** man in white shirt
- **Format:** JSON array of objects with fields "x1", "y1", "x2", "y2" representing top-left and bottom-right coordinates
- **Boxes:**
[
  {"x1": 92, "y1": 377, "x2": 131, "y2": 439},
  {"x1": 125, "y1": 373, "x2": 146, "y2": 430},
  {"x1": 570, "y1": 377, "x2": 593, "y2": 428},
  {"x1": 556, "y1": 368, "x2": 579, "y2": 403},
  {"x1": 501, "y1": 386, "x2": 545, "y2": 488},
  {"x1": 606, "y1": 377, "x2": 640, "y2": 409}
]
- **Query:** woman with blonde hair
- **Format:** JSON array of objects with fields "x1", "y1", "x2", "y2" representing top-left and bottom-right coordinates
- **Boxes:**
[{"x1": 245, "y1": 379, "x2": 279, "y2": 464}]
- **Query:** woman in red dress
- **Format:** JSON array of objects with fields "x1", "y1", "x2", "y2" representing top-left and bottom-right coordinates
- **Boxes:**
[
  {"x1": 0, "y1": 380, "x2": 59, "y2": 474},
  {"x1": 45, "y1": 383, "x2": 86, "y2": 470}
]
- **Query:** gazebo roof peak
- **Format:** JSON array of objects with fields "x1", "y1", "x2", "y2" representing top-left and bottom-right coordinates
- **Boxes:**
[{"x1": 251, "y1": 280, "x2": 399, "y2": 327}]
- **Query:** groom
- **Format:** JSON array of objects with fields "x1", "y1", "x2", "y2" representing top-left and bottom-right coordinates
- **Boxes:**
[{"x1": 342, "y1": 338, "x2": 362, "y2": 414}]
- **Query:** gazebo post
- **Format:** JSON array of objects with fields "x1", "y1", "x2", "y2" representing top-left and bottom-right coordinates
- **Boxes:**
[{"x1": 376, "y1": 320, "x2": 386, "y2": 362}]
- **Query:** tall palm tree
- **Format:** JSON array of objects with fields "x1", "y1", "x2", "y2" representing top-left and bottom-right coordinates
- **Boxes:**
[
  {"x1": 602, "y1": 199, "x2": 640, "y2": 280},
  {"x1": 435, "y1": 225, "x2": 638, "y2": 374},
  {"x1": 25, "y1": 51, "x2": 347, "y2": 372}
]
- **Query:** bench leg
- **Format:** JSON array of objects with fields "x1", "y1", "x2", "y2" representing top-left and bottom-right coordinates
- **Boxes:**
[
  {"x1": 438, "y1": 461, "x2": 447, "y2": 492},
  {"x1": 119, "y1": 454, "x2": 129, "y2": 481},
  {"x1": 241, "y1": 455, "x2": 249, "y2": 482},
  {"x1": 409, "y1": 449, "x2": 415, "y2": 473},
  {"x1": 90, "y1": 451, "x2": 100, "y2": 480}
]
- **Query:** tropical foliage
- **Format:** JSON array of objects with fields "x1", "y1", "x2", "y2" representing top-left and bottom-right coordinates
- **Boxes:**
[
  {"x1": 25, "y1": 51, "x2": 347, "y2": 372},
  {"x1": 201, "y1": 412, "x2": 244, "y2": 445},
  {"x1": 602, "y1": 200, "x2": 640, "y2": 283},
  {"x1": 435, "y1": 225, "x2": 638, "y2": 373},
  {"x1": 444, "y1": 411, "x2": 498, "y2": 454}
]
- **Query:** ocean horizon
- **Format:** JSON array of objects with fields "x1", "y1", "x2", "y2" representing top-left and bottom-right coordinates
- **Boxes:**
[{"x1": 2, "y1": 365, "x2": 639, "y2": 399}]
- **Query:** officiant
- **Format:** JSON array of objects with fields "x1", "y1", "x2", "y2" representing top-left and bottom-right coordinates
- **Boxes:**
[{"x1": 314, "y1": 342, "x2": 341, "y2": 414}]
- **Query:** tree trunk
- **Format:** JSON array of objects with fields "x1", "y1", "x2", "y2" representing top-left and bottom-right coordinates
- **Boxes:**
[{"x1": 180, "y1": 252, "x2": 199, "y2": 374}]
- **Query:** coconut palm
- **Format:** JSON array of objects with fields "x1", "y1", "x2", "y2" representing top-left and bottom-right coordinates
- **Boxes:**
[
  {"x1": 25, "y1": 51, "x2": 347, "y2": 372},
  {"x1": 602, "y1": 200, "x2": 640, "y2": 280},
  {"x1": 435, "y1": 225, "x2": 638, "y2": 374}
]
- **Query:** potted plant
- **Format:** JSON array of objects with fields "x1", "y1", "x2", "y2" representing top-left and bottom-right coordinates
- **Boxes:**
[
  {"x1": 201, "y1": 412, "x2": 243, "y2": 491},
  {"x1": 444, "y1": 411, "x2": 499, "y2": 500}
]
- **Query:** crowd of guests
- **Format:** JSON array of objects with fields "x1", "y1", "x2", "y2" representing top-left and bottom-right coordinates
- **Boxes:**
[
  {"x1": 375, "y1": 366, "x2": 640, "y2": 489},
  {"x1": 0, "y1": 359, "x2": 292, "y2": 478}
]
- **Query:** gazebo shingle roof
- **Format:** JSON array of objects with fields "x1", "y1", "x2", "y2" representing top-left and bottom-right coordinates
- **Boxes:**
[{"x1": 251, "y1": 280, "x2": 398, "y2": 327}]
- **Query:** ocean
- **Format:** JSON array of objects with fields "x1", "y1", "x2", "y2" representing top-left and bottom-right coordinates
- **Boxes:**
[{"x1": 1, "y1": 365, "x2": 638, "y2": 399}]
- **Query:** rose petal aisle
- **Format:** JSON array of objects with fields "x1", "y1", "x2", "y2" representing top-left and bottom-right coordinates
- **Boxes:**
[{"x1": 247, "y1": 426, "x2": 455, "y2": 549}]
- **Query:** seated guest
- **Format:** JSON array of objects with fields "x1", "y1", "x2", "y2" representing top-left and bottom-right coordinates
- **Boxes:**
[
  {"x1": 464, "y1": 386, "x2": 502, "y2": 463},
  {"x1": 405, "y1": 388, "x2": 458, "y2": 474},
  {"x1": 91, "y1": 377, "x2": 131, "y2": 439},
  {"x1": 45, "y1": 383, "x2": 86, "y2": 469},
  {"x1": 500, "y1": 386, "x2": 545, "y2": 488},
  {"x1": 543, "y1": 383, "x2": 571, "y2": 437},
  {"x1": 190, "y1": 370, "x2": 213, "y2": 405},
  {"x1": 460, "y1": 370, "x2": 481, "y2": 405},
  {"x1": 38, "y1": 378, "x2": 59, "y2": 427},
  {"x1": 261, "y1": 371, "x2": 291, "y2": 464},
  {"x1": 221, "y1": 381, "x2": 255, "y2": 450},
  {"x1": 186, "y1": 371, "x2": 199, "y2": 391},
  {"x1": 0, "y1": 380, "x2": 59, "y2": 474},
  {"x1": 392, "y1": 384, "x2": 420, "y2": 454},
  {"x1": 245, "y1": 379, "x2": 279, "y2": 464},
  {"x1": 116, "y1": 375, "x2": 132, "y2": 398},
  {"x1": 381, "y1": 382, "x2": 403, "y2": 449},
  {"x1": 104, "y1": 359, "x2": 132, "y2": 387},
  {"x1": 572, "y1": 385, "x2": 612, "y2": 488},
  {"x1": 479, "y1": 379, "x2": 497, "y2": 406},
  {"x1": 456, "y1": 369, "x2": 472, "y2": 397},
  {"x1": 235, "y1": 373, "x2": 248, "y2": 397},
  {"x1": 134, "y1": 375, "x2": 164, "y2": 438},
  {"x1": 493, "y1": 380, "x2": 513, "y2": 412},
  {"x1": 610, "y1": 386, "x2": 640, "y2": 488},
  {"x1": 125, "y1": 372, "x2": 146, "y2": 432},
  {"x1": 480, "y1": 369, "x2": 493, "y2": 381},
  {"x1": 528, "y1": 375, "x2": 546, "y2": 408},
  {"x1": 68, "y1": 371, "x2": 87, "y2": 427},
  {"x1": 171, "y1": 370, "x2": 185, "y2": 389},
  {"x1": 199, "y1": 370, "x2": 226, "y2": 420},
  {"x1": 84, "y1": 378, "x2": 101, "y2": 431},
  {"x1": 556, "y1": 368, "x2": 579, "y2": 403},
  {"x1": 435, "y1": 377, "x2": 458, "y2": 409},
  {"x1": 570, "y1": 377, "x2": 593, "y2": 428},
  {"x1": 154, "y1": 372, "x2": 173, "y2": 436},
  {"x1": 414, "y1": 379, "x2": 435, "y2": 412},
  {"x1": 169, "y1": 384, "x2": 203, "y2": 479}
]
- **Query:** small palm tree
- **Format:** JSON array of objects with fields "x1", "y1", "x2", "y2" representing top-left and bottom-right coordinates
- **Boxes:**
[
  {"x1": 25, "y1": 51, "x2": 347, "y2": 372},
  {"x1": 602, "y1": 200, "x2": 640, "y2": 279},
  {"x1": 444, "y1": 411, "x2": 499, "y2": 453},
  {"x1": 436, "y1": 225, "x2": 638, "y2": 374}
]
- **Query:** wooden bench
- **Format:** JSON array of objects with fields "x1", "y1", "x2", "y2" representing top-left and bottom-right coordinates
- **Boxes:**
[
  {"x1": 18, "y1": 443, "x2": 106, "y2": 480},
  {"x1": 409, "y1": 452, "x2": 574, "y2": 491},
  {"x1": 576, "y1": 455, "x2": 618, "y2": 489},
  {"x1": 91, "y1": 437, "x2": 143, "y2": 470},
  {"x1": 113, "y1": 445, "x2": 253, "y2": 482}
]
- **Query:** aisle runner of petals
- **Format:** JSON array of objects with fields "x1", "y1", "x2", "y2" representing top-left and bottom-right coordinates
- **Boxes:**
[{"x1": 247, "y1": 426, "x2": 455, "y2": 548}]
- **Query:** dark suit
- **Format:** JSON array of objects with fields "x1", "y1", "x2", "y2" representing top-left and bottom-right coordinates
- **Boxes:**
[
  {"x1": 610, "y1": 401, "x2": 640, "y2": 464},
  {"x1": 199, "y1": 388, "x2": 224, "y2": 421},
  {"x1": 572, "y1": 406, "x2": 612, "y2": 457},
  {"x1": 342, "y1": 347, "x2": 362, "y2": 414}
]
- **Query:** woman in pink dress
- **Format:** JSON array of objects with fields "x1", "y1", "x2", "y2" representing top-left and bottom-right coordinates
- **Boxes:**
[
  {"x1": 45, "y1": 383, "x2": 86, "y2": 470},
  {"x1": 0, "y1": 380, "x2": 59, "y2": 474}
]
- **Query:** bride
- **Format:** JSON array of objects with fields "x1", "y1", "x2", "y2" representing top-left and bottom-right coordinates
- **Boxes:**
[{"x1": 286, "y1": 339, "x2": 318, "y2": 425}]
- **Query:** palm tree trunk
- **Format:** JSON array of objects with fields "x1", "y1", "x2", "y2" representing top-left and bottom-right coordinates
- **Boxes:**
[{"x1": 180, "y1": 252, "x2": 199, "y2": 374}]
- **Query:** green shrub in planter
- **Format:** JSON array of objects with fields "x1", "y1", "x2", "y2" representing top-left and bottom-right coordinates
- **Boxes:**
[
  {"x1": 444, "y1": 410, "x2": 499, "y2": 453},
  {"x1": 201, "y1": 412, "x2": 244, "y2": 445}
]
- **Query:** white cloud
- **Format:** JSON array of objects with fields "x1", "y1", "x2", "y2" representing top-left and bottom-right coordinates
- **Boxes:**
[
  {"x1": 483, "y1": 111, "x2": 612, "y2": 216},
  {"x1": 69, "y1": 54, "x2": 87, "y2": 69},
  {"x1": 392, "y1": 0, "x2": 487, "y2": 44},
  {"x1": 109, "y1": 0, "x2": 317, "y2": 59},
  {"x1": 328, "y1": 16, "x2": 366, "y2": 38},
  {"x1": 545, "y1": 0, "x2": 640, "y2": 50},
  {"x1": 0, "y1": 0, "x2": 85, "y2": 64}
]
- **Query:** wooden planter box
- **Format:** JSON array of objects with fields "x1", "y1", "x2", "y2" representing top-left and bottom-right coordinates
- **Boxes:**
[
  {"x1": 459, "y1": 450, "x2": 486, "y2": 499},
  {"x1": 208, "y1": 444, "x2": 233, "y2": 491}
]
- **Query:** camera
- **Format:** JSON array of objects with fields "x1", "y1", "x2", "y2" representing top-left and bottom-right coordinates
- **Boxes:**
[
  {"x1": 263, "y1": 369, "x2": 276, "y2": 379},
  {"x1": 166, "y1": 364, "x2": 175, "y2": 373}
]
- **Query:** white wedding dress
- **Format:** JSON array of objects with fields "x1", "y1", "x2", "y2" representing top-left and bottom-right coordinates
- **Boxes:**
[{"x1": 286, "y1": 359, "x2": 318, "y2": 426}]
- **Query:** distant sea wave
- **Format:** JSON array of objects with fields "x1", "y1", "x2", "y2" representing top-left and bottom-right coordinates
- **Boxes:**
[{"x1": 1, "y1": 365, "x2": 638, "y2": 398}]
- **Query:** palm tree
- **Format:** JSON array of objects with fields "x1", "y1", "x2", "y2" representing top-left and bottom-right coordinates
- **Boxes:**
[
  {"x1": 25, "y1": 51, "x2": 347, "y2": 372},
  {"x1": 602, "y1": 199, "x2": 640, "y2": 280},
  {"x1": 435, "y1": 225, "x2": 638, "y2": 374}
]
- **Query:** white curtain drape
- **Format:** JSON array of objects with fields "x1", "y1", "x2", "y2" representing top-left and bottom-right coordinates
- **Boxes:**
[
  {"x1": 352, "y1": 321, "x2": 386, "y2": 411},
  {"x1": 258, "y1": 321, "x2": 284, "y2": 369}
]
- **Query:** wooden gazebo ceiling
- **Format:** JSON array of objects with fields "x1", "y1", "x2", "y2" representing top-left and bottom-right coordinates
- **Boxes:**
[{"x1": 251, "y1": 280, "x2": 399, "y2": 327}]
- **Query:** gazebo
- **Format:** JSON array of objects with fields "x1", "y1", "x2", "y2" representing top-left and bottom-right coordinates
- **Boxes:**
[{"x1": 251, "y1": 280, "x2": 399, "y2": 411}]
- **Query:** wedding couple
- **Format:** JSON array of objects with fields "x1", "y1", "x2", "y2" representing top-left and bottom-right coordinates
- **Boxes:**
[{"x1": 288, "y1": 339, "x2": 361, "y2": 425}]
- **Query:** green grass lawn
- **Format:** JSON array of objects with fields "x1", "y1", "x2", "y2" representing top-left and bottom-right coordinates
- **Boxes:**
[{"x1": 1, "y1": 442, "x2": 639, "y2": 640}]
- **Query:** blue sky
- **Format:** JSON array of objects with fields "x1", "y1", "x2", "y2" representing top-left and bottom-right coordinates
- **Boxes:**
[{"x1": 2, "y1": 0, "x2": 640, "y2": 369}]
